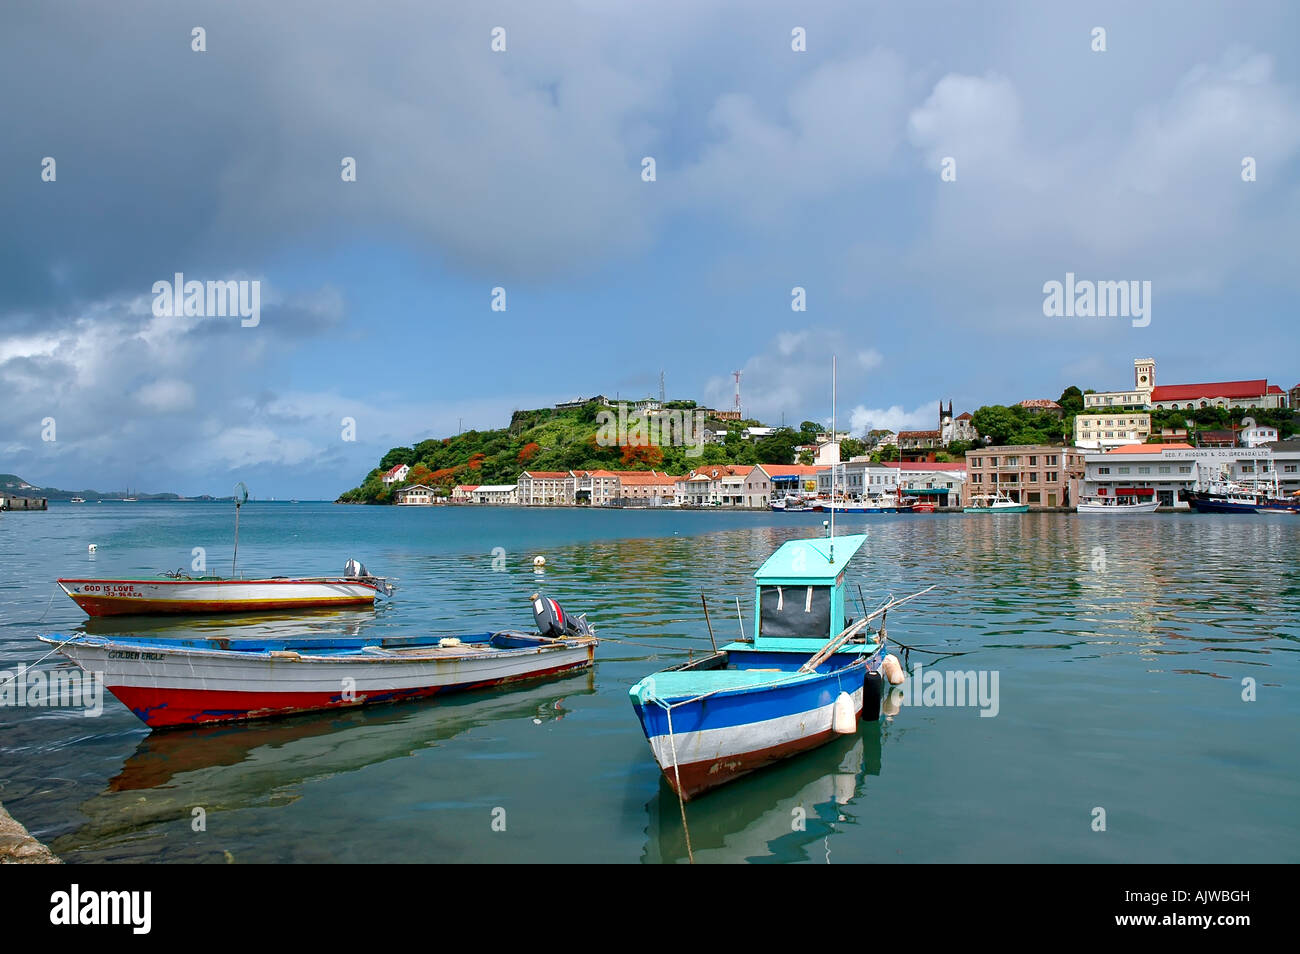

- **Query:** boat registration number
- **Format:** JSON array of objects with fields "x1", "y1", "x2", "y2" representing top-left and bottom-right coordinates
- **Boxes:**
[{"x1": 107, "y1": 651, "x2": 166, "y2": 661}]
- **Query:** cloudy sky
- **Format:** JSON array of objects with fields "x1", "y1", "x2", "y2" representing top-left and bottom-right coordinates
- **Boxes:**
[{"x1": 3, "y1": 1, "x2": 1298, "y2": 498}]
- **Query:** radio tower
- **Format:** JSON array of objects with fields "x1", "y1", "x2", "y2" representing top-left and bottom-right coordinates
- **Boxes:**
[{"x1": 732, "y1": 370, "x2": 743, "y2": 415}]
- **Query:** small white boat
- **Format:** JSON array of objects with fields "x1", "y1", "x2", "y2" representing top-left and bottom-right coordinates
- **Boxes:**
[
  {"x1": 963, "y1": 491, "x2": 1028, "y2": 513},
  {"x1": 1077, "y1": 489, "x2": 1159, "y2": 514},
  {"x1": 69, "y1": 496, "x2": 86, "y2": 504}
]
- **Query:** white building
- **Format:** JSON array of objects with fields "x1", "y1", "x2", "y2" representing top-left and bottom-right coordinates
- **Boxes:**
[
  {"x1": 517, "y1": 471, "x2": 574, "y2": 505},
  {"x1": 675, "y1": 465, "x2": 748, "y2": 506},
  {"x1": 471, "y1": 484, "x2": 517, "y2": 505},
  {"x1": 395, "y1": 484, "x2": 438, "y2": 505},
  {"x1": 1081, "y1": 442, "x2": 1300, "y2": 508},
  {"x1": 1073, "y1": 412, "x2": 1151, "y2": 451},
  {"x1": 1241, "y1": 419, "x2": 1280, "y2": 448},
  {"x1": 382, "y1": 463, "x2": 411, "y2": 485}
]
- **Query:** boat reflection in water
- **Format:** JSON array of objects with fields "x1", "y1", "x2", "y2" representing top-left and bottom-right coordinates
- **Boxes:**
[
  {"x1": 51, "y1": 672, "x2": 593, "y2": 855},
  {"x1": 641, "y1": 724, "x2": 886, "y2": 864}
]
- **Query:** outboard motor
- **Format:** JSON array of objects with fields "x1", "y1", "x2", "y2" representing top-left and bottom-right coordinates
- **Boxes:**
[
  {"x1": 531, "y1": 593, "x2": 594, "y2": 639},
  {"x1": 344, "y1": 559, "x2": 369, "y2": 579}
]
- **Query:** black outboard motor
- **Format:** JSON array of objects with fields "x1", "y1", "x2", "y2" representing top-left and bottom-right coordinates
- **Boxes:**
[{"x1": 531, "y1": 593, "x2": 594, "y2": 639}]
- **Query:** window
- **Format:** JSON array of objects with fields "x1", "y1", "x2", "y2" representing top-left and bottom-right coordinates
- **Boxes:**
[
  {"x1": 1285, "y1": 464, "x2": 1297, "y2": 474},
  {"x1": 1138, "y1": 466, "x2": 1151, "y2": 475},
  {"x1": 1179, "y1": 465, "x2": 1192, "y2": 474},
  {"x1": 1028, "y1": 473, "x2": 1038, "y2": 483},
  {"x1": 1047, "y1": 472, "x2": 1057, "y2": 482},
  {"x1": 1098, "y1": 466, "x2": 1110, "y2": 475},
  {"x1": 1158, "y1": 466, "x2": 1170, "y2": 474},
  {"x1": 1049, "y1": 455, "x2": 1058, "y2": 465},
  {"x1": 1029, "y1": 456, "x2": 1038, "y2": 465},
  {"x1": 1118, "y1": 466, "x2": 1130, "y2": 475}
]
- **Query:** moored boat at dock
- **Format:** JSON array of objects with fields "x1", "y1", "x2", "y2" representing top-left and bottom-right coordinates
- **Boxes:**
[
  {"x1": 963, "y1": 491, "x2": 1028, "y2": 513},
  {"x1": 1076, "y1": 488, "x2": 1159, "y2": 514}
]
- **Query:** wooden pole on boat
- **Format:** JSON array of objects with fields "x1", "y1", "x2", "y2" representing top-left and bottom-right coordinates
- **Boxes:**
[
  {"x1": 701, "y1": 594, "x2": 718, "y2": 651},
  {"x1": 231, "y1": 482, "x2": 248, "y2": 578},
  {"x1": 799, "y1": 586, "x2": 935, "y2": 673}
]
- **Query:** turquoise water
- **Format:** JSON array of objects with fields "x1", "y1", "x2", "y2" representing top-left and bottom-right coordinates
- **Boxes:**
[{"x1": 1, "y1": 502, "x2": 1296, "y2": 863}]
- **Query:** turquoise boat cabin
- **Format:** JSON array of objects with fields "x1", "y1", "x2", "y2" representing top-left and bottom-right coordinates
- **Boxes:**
[{"x1": 747, "y1": 533, "x2": 869, "y2": 651}]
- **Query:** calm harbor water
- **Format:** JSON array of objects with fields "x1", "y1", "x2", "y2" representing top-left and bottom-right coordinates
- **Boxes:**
[{"x1": 1, "y1": 502, "x2": 1296, "y2": 863}]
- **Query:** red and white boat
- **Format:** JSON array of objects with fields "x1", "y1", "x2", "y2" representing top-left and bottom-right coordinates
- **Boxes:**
[
  {"x1": 39, "y1": 594, "x2": 595, "y2": 729},
  {"x1": 57, "y1": 561, "x2": 394, "y2": 617}
]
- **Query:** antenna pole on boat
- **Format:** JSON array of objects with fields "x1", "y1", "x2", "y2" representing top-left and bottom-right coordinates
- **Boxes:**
[{"x1": 830, "y1": 355, "x2": 836, "y2": 562}]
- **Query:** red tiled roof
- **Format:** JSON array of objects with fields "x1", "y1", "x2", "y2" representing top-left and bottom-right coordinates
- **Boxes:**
[
  {"x1": 756, "y1": 464, "x2": 821, "y2": 476},
  {"x1": 521, "y1": 470, "x2": 570, "y2": 479},
  {"x1": 454, "y1": 484, "x2": 480, "y2": 491},
  {"x1": 1150, "y1": 380, "x2": 1268, "y2": 401},
  {"x1": 1018, "y1": 399, "x2": 1061, "y2": 409},
  {"x1": 1267, "y1": 385, "x2": 1284, "y2": 395},
  {"x1": 615, "y1": 470, "x2": 678, "y2": 485},
  {"x1": 1103, "y1": 442, "x2": 1193, "y2": 455},
  {"x1": 884, "y1": 462, "x2": 968, "y2": 471},
  {"x1": 956, "y1": 412, "x2": 973, "y2": 420},
  {"x1": 897, "y1": 430, "x2": 940, "y2": 439},
  {"x1": 384, "y1": 464, "x2": 408, "y2": 476}
]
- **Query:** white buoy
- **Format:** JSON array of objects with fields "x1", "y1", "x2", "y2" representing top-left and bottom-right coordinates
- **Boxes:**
[
  {"x1": 533, "y1": 555, "x2": 546, "y2": 567},
  {"x1": 832, "y1": 691, "x2": 856, "y2": 734},
  {"x1": 438, "y1": 637, "x2": 462, "y2": 648},
  {"x1": 87, "y1": 544, "x2": 97, "y2": 552},
  {"x1": 882, "y1": 653, "x2": 905, "y2": 686}
]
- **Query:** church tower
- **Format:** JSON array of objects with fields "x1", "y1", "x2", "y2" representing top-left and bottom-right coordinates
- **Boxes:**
[{"x1": 1134, "y1": 358, "x2": 1155, "y2": 392}]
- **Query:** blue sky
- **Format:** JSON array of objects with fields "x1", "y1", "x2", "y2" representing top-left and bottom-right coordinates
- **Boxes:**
[{"x1": 2, "y1": 1, "x2": 1298, "y2": 498}]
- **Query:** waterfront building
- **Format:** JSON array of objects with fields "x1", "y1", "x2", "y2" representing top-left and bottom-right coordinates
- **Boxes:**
[
  {"x1": 451, "y1": 484, "x2": 478, "y2": 501},
  {"x1": 517, "y1": 471, "x2": 575, "y2": 505},
  {"x1": 395, "y1": 484, "x2": 438, "y2": 505},
  {"x1": 888, "y1": 462, "x2": 968, "y2": 507},
  {"x1": 964, "y1": 445, "x2": 1084, "y2": 508},
  {"x1": 381, "y1": 463, "x2": 411, "y2": 485},
  {"x1": 1073, "y1": 412, "x2": 1152, "y2": 450},
  {"x1": 580, "y1": 470, "x2": 622, "y2": 507},
  {"x1": 1080, "y1": 441, "x2": 1300, "y2": 507},
  {"x1": 743, "y1": 464, "x2": 820, "y2": 507},
  {"x1": 674, "y1": 465, "x2": 747, "y2": 506},
  {"x1": 609, "y1": 470, "x2": 678, "y2": 506},
  {"x1": 471, "y1": 484, "x2": 517, "y2": 505}
]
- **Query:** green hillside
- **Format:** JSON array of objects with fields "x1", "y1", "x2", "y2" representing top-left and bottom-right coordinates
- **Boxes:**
[{"x1": 337, "y1": 401, "x2": 833, "y2": 503}]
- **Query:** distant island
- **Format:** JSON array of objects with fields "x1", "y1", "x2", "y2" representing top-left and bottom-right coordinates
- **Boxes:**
[{"x1": 1, "y1": 474, "x2": 232, "y2": 503}]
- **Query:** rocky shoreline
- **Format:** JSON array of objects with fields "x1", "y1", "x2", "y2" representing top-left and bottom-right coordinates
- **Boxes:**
[{"x1": 0, "y1": 801, "x2": 60, "y2": 864}]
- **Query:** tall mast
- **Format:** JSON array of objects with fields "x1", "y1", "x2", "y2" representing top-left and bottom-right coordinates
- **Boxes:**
[{"x1": 830, "y1": 355, "x2": 836, "y2": 561}]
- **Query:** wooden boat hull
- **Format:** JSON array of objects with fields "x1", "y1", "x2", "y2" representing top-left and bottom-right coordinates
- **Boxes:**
[
  {"x1": 630, "y1": 650, "x2": 879, "y2": 800},
  {"x1": 56, "y1": 578, "x2": 379, "y2": 616},
  {"x1": 41, "y1": 632, "x2": 595, "y2": 728}
]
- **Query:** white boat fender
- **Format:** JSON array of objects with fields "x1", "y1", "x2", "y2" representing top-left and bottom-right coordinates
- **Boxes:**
[
  {"x1": 87, "y1": 544, "x2": 97, "y2": 552},
  {"x1": 882, "y1": 653, "x2": 905, "y2": 686},
  {"x1": 439, "y1": 637, "x2": 462, "y2": 648},
  {"x1": 832, "y1": 691, "x2": 856, "y2": 734},
  {"x1": 533, "y1": 555, "x2": 546, "y2": 567},
  {"x1": 882, "y1": 686, "x2": 904, "y2": 717},
  {"x1": 268, "y1": 650, "x2": 301, "y2": 660}
]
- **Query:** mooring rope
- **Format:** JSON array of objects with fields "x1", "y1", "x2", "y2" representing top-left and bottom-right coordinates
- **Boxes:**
[
  {"x1": 663, "y1": 705, "x2": 694, "y2": 865},
  {"x1": 0, "y1": 634, "x2": 81, "y2": 689}
]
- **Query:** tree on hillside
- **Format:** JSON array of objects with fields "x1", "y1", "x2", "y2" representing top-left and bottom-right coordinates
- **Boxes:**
[
  {"x1": 840, "y1": 438, "x2": 865, "y2": 460},
  {"x1": 517, "y1": 442, "x2": 540, "y2": 464},
  {"x1": 971, "y1": 406, "x2": 1019, "y2": 445},
  {"x1": 380, "y1": 446, "x2": 415, "y2": 470},
  {"x1": 1058, "y1": 386, "x2": 1085, "y2": 414}
]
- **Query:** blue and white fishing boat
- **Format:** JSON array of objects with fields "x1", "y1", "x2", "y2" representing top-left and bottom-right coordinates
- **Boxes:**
[
  {"x1": 631, "y1": 356, "x2": 931, "y2": 801},
  {"x1": 629, "y1": 533, "x2": 928, "y2": 800}
]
